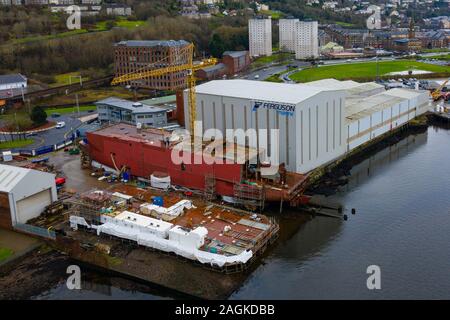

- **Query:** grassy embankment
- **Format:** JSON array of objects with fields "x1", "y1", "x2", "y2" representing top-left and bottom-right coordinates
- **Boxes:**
[
  {"x1": 0, "y1": 139, "x2": 33, "y2": 149},
  {"x1": 251, "y1": 52, "x2": 294, "y2": 70},
  {"x1": 0, "y1": 248, "x2": 14, "y2": 262},
  {"x1": 290, "y1": 60, "x2": 450, "y2": 82},
  {"x1": 45, "y1": 105, "x2": 97, "y2": 115},
  {"x1": 7, "y1": 18, "x2": 146, "y2": 46}
]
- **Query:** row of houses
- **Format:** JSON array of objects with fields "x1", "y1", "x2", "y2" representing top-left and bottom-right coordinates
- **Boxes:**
[{"x1": 322, "y1": 24, "x2": 450, "y2": 51}]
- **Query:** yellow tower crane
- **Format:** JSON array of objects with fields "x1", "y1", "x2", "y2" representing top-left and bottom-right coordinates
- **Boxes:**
[
  {"x1": 431, "y1": 78, "x2": 450, "y2": 101},
  {"x1": 111, "y1": 43, "x2": 217, "y2": 141}
]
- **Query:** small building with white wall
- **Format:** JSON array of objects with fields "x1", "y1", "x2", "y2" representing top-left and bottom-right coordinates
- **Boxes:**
[
  {"x1": 0, "y1": 74, "x2": 27, "y2": 91},
  {"x1": 0, "y1": 164, "x2": 57, "y2": 229}
]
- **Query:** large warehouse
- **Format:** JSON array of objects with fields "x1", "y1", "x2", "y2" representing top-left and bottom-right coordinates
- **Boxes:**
[
  {"x1": 183, "y1": 78, "x2": 429, "y2": 174},
  {"x1": 304, "y1": 79, "x2": 429, "y2": 151},
  {"x1": 0, "y1": 164, "x2": 57, "y2": 229},
  {"x1": 184, "y1": 79, "x2": 348, "y2": 173}
]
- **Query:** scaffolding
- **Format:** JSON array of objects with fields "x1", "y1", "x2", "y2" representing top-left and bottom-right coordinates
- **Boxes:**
[
  {"x1": 68, "y1": 190, "x2": 115, "y2": 225},
  {"x1": 233, "y1": 182, "x2": 265, "y2": 211},
  {"x1": 204, "y1": 173, "x2": 216, "y2": 201}
]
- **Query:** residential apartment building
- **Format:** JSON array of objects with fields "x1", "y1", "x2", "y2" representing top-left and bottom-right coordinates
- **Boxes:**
[
  {"x1": 114, "y1": 40, "x2": 191, "y2": 90},
  {"x1": 294, "y1": 20, "x2": 319, "y2": 59},
  {"x1": 24, "y1": 0, "x2": 48, "y2": 4},
  {"x1": 248, "y1": 16, "x2": 272, "y2": 57},
  {"x1": 279, "y1": 18, "x2": 299, "y2": 53},
  {"x1": 104, "y1": 4, "x2": 132, "y2": 16}
]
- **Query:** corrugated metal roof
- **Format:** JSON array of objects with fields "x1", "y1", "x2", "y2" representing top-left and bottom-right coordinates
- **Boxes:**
[
  {"x1": 0, "y1": 164, "x2": 31, "y2": 193},
  {"x1": 96, "y1": 97, "x2": 165, "y2": 114},
  {"x1": 0, "y1": 74, "x2": 27, "y2": 86},
  {"x1": 195, "y1": 79, "x2": 337, "y2": 104},
  {"x1": 346, "y1": 92, "x2": 408, "y2": 122},
  {"x1": 139, "y1": 95, "x2": 176, "y2": 106}
]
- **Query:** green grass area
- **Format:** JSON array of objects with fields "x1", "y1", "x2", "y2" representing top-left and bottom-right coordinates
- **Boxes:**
[
  {"x1": 40, "y1": 86, "x2": 146, "y2": 107},
  {"x1": 290, "y1": 60, "x2": 450, "y2": 82},
  {"x1": 335, "y1": 21, "x2": 356, "y2": 28},
  {"x1": 0, "y1": 139, "x2": 33, "y2": 150},
  {"x1": 252, "y1": 52, "x2": 293, "y2": 65},
  {"x1": 421, "y1": 48, "x2": 450, "y2": 53},
  {"x1": 95, "y1": 18, "x2": 146, "y2": 31},
  {"x1": 0, "y1": 248, "x2": 14, "y2": 262},
  {"x1": 265, "y1": 67, "x2": 297, "y2": 83},
  {"x1": 260, "y1": 10, "x2": 283, "y2": 19},
  {"x1": 50, "y1": 72, "x2": 90, "y2": 87},
  {"x1": 6, "y1": 18, "x2": 144, "y2": 47},
  {"x1": 45, "y1": 105, "x2": 97, "y2": 115}
]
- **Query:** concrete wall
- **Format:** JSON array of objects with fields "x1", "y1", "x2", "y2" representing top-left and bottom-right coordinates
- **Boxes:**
[{"x1": 296, "y1": 91, "x2": 347, "y2": 173}]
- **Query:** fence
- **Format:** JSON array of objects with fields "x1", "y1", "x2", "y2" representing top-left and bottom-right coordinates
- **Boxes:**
[
  {"x1": 14, "y1": 223, "x2": 56, "y2": 240},
  {"x1": 17, "y1": 135, "x2": 77, "y2": 157}
]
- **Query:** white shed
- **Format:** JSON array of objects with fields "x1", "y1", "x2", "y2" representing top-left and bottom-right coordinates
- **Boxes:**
[{"x1": 0, "y1": 164, "x2": 57, "y2": 229}]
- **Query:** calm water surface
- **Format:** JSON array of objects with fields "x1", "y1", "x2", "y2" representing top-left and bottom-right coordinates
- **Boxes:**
[{"x1": 34, "y1": 126, "x2": 450, "y2": 299}]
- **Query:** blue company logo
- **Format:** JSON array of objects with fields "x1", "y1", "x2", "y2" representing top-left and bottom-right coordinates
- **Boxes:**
[{"x1": 252, "y1": 100, "x2": 295, "y2": 117}]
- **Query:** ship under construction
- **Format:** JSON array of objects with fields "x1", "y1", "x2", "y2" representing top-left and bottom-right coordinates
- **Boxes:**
[{"x1": 80, "y1": 123, "x2": 310, "y2": 210}]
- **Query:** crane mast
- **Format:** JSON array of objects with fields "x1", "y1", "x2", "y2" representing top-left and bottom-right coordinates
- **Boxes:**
[{"x1": 111, "y1": 43, "x2": 217, "y2": 141}]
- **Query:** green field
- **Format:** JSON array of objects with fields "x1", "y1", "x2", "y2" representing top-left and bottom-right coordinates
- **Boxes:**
[
  {"x1": 95, "y1": 18, "x2": 146, "y2": 31},
  {"x1": 335, "y1": 21, "x2": 356, "y2": 27},
  {"x1": 0, "y1": 139, "x2": 33, "y2": 150},
  {"x1": 421, "y1": 48, "x2": 450, "y2": 53},
  {"x1": 252, "y1": 52, "x2": 293, "y2": 67},
  {"x1": 290, "y1": 60, "x2": 450, "y2": 82},
  {"x1": 260, "y1": 10, "x2": 283, "y2": 19},
  {"x1": 45, "y1": 105, "x2": 97, "y2": 115},
  {"x1": 50, "y1": 72, "x2": 90, "y2": 87},
  {"x1": 0, "y1": 248, "x2": 14, "y2": 262}
]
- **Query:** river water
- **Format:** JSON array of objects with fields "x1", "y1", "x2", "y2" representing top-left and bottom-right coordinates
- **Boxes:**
[{"x1": 34, "y1": 125, "x2": 450, "y2": 300}]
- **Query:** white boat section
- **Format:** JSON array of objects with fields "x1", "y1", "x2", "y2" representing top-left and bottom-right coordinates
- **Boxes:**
[{"x1": 69, "y1": 211, "x2": 253, "y2": 267}]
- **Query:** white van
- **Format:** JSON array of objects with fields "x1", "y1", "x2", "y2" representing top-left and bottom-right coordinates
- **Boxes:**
[{"x1": 56, "y1": 121, "x2": 66, "y2": 129}]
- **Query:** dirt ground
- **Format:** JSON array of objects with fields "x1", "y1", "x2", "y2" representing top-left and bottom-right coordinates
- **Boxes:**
[
  {"x1": 0, "y1": 229, "x2": 41, "y2": 262},
  {"x1": 0, "y1": 248, "x2": 69, "y2": 300}
]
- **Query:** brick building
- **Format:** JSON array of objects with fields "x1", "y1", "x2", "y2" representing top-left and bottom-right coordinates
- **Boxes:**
[
  {"x1": 222, "y1": 51, "x2": 250, "y2": 74},
  {"x1": 114, "y1": 40, "x2": 191, "y2": 90}
]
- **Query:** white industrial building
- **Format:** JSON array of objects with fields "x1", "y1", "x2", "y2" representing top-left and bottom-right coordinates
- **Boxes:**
[
  {"x1": 184, "y1": 80, "x2": 347, "y2": 173},
  {"x1": 248, "y1": 16, "x2": 272, "y2": 57},
  {"x1": 304, "y1": 79, "x2": 429, "y2": 151},
  {"x1": 294, "y1": 20, "x2": 319, "y2": 59},
  {"x1": 279, "y1": 18, "x2": 299, "y2": 53},
  {"x1": 0, "y1": 164, "x2": 57, "y2": 229},
  {"x1": 183, "y1": 78, "x2": 429, "y2": 174}
]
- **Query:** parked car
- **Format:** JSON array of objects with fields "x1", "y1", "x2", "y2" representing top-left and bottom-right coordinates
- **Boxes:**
[
  {"x1": 254, "y1": 74, "x2": 260, "y2": 79},
  {"x1": 51, "y1": 113, "x2": 61, "y2": 118},
  {"x1": 56, "y1": 121, "x2": 66, "y2": 129}
]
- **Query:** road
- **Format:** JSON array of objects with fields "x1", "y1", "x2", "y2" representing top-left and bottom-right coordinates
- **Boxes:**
[{"x1": 0, "y1": 113, "x2": 86, "y2": 153}]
